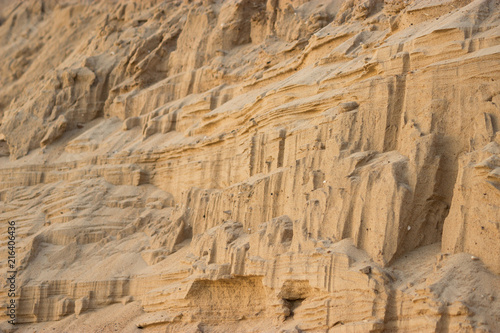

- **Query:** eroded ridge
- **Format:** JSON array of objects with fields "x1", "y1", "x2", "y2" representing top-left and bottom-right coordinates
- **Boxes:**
[{"x1": 0, "y1": 0, "x2": 499, "y2": 332}]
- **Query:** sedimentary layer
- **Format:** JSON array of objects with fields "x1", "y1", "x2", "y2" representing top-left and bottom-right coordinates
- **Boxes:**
[{"x1": 0, "y1": 0, "x2": 499, "y2": 332}]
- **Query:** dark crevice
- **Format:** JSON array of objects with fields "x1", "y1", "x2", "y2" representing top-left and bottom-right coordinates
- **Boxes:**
[{"x1": 283, "y1": 298, "x2": 305, "y2": 320}]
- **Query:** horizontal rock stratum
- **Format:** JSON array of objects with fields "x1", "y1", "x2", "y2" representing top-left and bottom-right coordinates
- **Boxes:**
[{"x1": 0, "y1": 0, "x2": 499, "y2": 332}]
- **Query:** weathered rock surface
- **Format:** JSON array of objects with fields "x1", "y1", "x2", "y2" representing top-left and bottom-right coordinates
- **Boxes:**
[{"x1": 0, "y1": 0, "x2": 499, "y2": 332}]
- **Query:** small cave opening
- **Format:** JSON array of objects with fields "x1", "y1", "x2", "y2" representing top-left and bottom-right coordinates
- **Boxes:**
[
  {"x1": 278, "y1": 280, "x2": 313, "y2": 320},
  {"x1": 283, "y1": 297, "x2": 305, "y2": 320}
]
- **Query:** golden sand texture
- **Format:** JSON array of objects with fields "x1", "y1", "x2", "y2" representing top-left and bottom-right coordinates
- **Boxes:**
[{"x1": 0, "y1": 0, "x2": 499, "y2": 332}]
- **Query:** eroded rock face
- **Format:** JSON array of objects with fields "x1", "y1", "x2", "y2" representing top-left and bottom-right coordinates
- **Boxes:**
[
  {"x1": 0, "y1": 0, "x2": 499, "y2": 332},
  {"x1": 443, "y1": 139, "x2": 500, "y2": 274}
]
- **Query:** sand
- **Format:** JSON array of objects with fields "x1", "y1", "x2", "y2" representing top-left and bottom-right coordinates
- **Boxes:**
[{"x1": 0, "y1": 0, "x2": 499, "y2": 332}]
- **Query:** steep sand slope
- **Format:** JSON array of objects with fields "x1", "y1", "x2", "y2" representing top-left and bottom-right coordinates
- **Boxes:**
[{"x1": 0, "y1": 0, "x2": 499, "y2": 332}]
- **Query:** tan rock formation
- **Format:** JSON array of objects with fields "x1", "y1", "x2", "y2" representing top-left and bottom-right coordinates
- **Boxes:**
[{"x1": 0, "y1": 0, "x2": 499, "y2": 332}]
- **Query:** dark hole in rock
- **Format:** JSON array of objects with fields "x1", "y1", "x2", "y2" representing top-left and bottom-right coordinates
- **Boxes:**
[{"x1": 283, "y1": 298, "x2": 305, "y2": 319}]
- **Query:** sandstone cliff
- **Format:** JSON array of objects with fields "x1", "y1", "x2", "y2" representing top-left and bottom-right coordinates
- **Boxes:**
[{"x1": 0, "y1": 0, "x2": 499, "y2": 332}]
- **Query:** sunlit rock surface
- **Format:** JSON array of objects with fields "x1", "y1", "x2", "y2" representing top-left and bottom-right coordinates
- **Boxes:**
[{"x1": 0, "y1": 0, "x2": 499, "y2": 332}]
